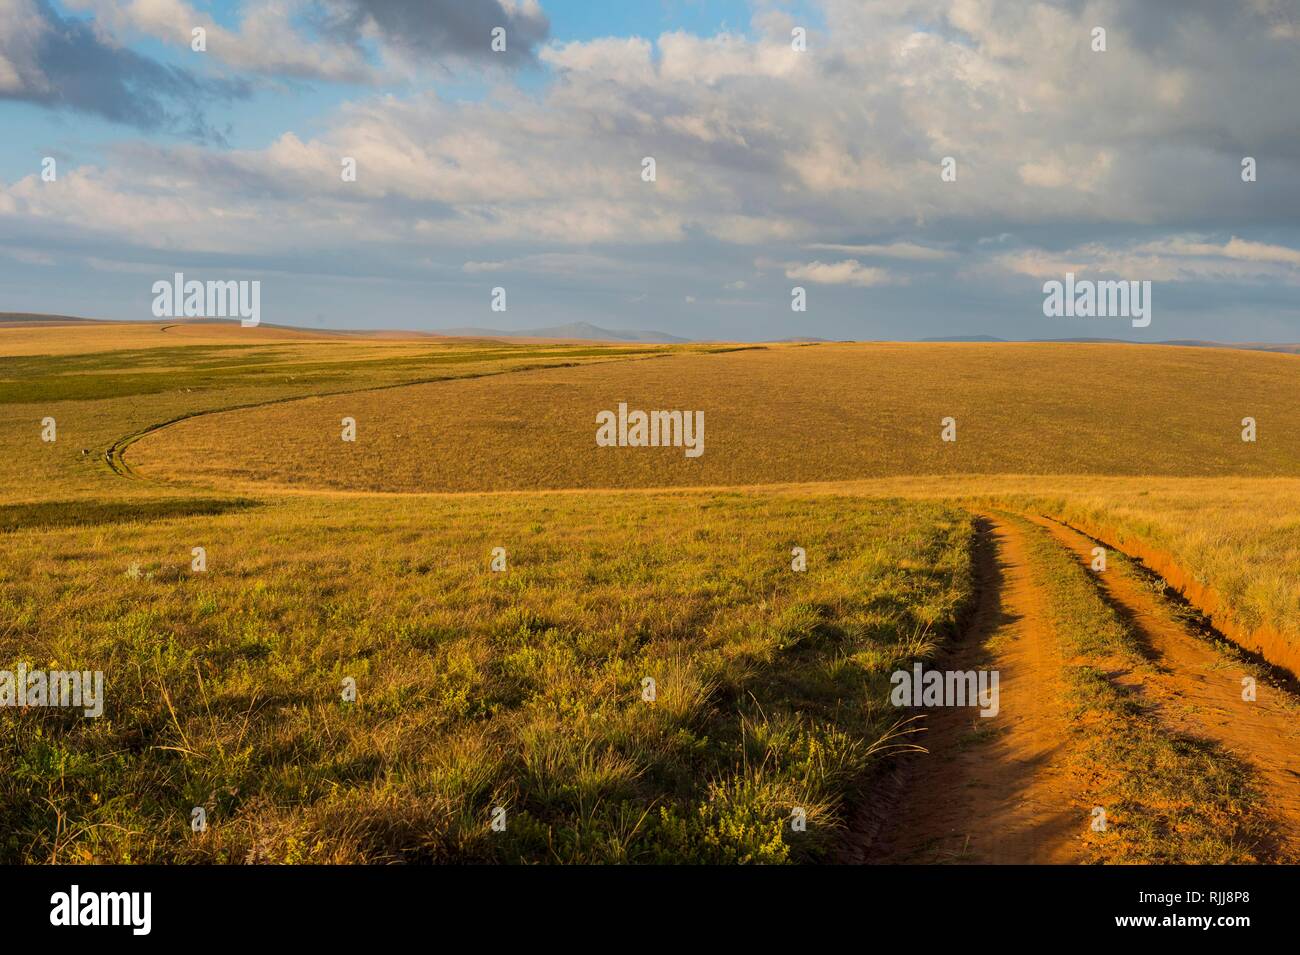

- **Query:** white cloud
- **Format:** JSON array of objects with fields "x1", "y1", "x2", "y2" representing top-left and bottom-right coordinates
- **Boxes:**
[
  {"x1": 1138, "y1": 236, "x2": 1300, "y2": 268},
  {"x1": 63, "y1": 0, "x2": 375, "y2": 81},
  {"x1": 656, "y1": 30, "x2": 805, "y2": 84},
  {"x1": 3, "y1": 0, "x2": 1299, "y2": 306},
  {"x1": 993, "y1": 236, "x2": 1300, "y2": 284},
  {"x1": 540, "y1": 36, "x2": 653, "y2": 82},
  {"x1": 1016, "y1": 152, "x2": 1113, "y2": 191},
  {"x1": 784, "y1": 259, "x2": 898, "y2": 287}
]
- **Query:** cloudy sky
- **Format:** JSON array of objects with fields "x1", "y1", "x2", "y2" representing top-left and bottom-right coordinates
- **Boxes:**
[{"x1": 1, "y1": 0, "x2": 1298, "y2": 341}]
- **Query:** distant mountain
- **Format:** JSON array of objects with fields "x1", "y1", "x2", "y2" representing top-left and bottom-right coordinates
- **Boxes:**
[
  {"x1": 1149, "y1": 339, "x2": 1300, "y2": 355},
  {"x1": 437, "y1": 321, "x2": 689, "y2": 343}
]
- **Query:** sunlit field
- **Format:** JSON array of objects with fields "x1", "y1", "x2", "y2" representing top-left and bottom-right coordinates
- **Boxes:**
[
  {"x1": 129, "y1": 341, "x2": 1300, "y2": 492},
  {"x1": 124, "y1": 337, "x2": 1300, "y2": 676},
  {"x1": 0, "y1": 488, "x2": 970, "y2": 863},
  {"x1": 3, "y1": 322, "x2": 1299, "y2": 863}
]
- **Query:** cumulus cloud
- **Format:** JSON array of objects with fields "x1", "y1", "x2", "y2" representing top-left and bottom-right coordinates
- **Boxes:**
[
  {"x1": 0, "y1": 0, "x2": 248, "y2": 138},
  {"x1": 540, "y1": 36, "x2": 653, "y2": 82},
  {"x1": 324, "y1": 0, "x2": 550, "y2": 67},
  {"x1": 72, "y1": 0, "x2": 374, "y2": 82},
  {"x1": 783, "y1": 259, "x2": 898, "y2": 287},
  {"x1": 37, "y1": 0, "x2": 1297, "y2": 249},
  {"x1": 992, "y1": 236, "x2": 1300, "y2": 284},
  {"x1": 4, "y1": 0, "x2": 1300, "y2": 339}
]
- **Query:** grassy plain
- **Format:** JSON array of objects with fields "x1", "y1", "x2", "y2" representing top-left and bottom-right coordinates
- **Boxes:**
[
  {"x1": 2, "y1": 322, "x2": 974, "y2": 862},
  {"x1": 820, "y1": 475, "x2": 1300, "y2": 676},
  {"x1": 0, "y1": 321, "x2": 721, "y2": 502},
  {"x1": 1, "y1": 489, "x2": 971, "y2": 863},
  {"x1": 127, "y1": 340, "x2": 1300, "y2": 674},
  {"x1": 3, "y1": 321, "x2": 1299, "y2": 863},
  {"x1": 129, "y1": 342, "x2": 1300, "y2": 491}
]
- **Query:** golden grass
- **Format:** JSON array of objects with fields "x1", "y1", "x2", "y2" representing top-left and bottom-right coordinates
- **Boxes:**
[
  {"x1": 0, "y1": 320, "x2": 350, "y2": 356},
  {"x1": 810, "y1": 475, "x2": 1300, "y2": 675},
  {"x1": 10, "y1": 330, "x2": 1300, "y2": 668},
  {"x1": 129, "y1": 342, "x2": 1300, "y2": 493},
  {"x1": 5, "y1": 323, "x2": 1300, "y2": 862},
  {"x1": 119, "y1": 340, "x2": 1300, "y2": 673},
  {"x1": 0, "y1": 322, "x2": 694, "y2": 503}
]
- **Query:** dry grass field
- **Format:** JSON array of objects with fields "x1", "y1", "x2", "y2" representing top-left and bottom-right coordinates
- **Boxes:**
[
  {"x1": 4, "y1": 321, "x2": 1299, "y2": 864},
  {"x1": 125, "y1": 340, "x2": 1300, "y2": 675},
  {"x1": 128, "y1": 342, "x2": 1300, "y2": 492}
]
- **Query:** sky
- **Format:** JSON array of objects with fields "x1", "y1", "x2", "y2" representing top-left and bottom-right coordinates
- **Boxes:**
[{"x1": 1, "y1": 0, "x2": 1298, "y2": 342}]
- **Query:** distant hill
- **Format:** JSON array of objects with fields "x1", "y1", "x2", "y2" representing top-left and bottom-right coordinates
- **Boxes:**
[
  {"x1": 916, "y1": 334, "x2": 1300, "y2": 355},
  {"x1": 1036, "y1": 337, "x2": 1300, "y2": 355},
  {"x1": 0, "y1": 312, "x2": 101, "y2": 326},
  {"x1": 437, "y1": 321, "x2": 689, "y2": 343},
  {"x1": 1148, "y1": 339, "x2": 1300, "y2": 355},
  {"x1": 4, "y1": 313, "x2": 1297, "y2": 353}
]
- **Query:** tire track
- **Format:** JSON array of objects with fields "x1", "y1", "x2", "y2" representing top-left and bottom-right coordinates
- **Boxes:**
[
  {"x1": 104, "y1": 354, "x2": 673, "y2": 481},
  {"x1": 864, "y1": 513, "x2": 1086, "y2": 864},
  {"x1": 1034, "y1": 515, "x2": 1300, "y2": 862}
]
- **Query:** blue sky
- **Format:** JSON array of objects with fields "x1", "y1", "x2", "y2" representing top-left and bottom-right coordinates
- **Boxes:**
[{"x1": 1, "y1": 0, "x2": 1298, "y2": 341}]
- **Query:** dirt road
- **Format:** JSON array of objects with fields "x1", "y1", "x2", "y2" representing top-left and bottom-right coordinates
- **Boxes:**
[
  {"x1": 863, "y1": 509, "x2": 1300, "y2": 864},
  {"x1": 865, "y1": 514, "x2": 1086, "y2": 863},
  {"x1": 1038, "y1": 516, "x2": 1300, "y2": 862}
]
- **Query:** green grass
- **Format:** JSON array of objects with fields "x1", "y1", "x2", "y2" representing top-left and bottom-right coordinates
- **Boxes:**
[
  {"x1": 6, "y1": 325, "x2": 1298, "y2": 864},
  {"x1": 0, "y1": 492, "x2": 972, "y2": 863},
  {"x1": 0, "y1": 342, "x2": 678, "y2": 404},
  {"x1": 1, "y1": 329, "x2": 975, "y2": 863}
]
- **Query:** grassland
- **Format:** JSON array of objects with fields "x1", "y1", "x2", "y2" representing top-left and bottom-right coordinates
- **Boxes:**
[
  {"x1": 816, "y1": 475, "x2": 1300, "y2": 677},
  {"x1": 0, "y1": 321, "x2": 724, "y2": 503},
  {"x1": 3, "y1": 322, "x2": 977, "y2": 862},
  {"x1": 3, "y1": 321, "x2": 1299, "y2": 863},
  {"x1": 128, "y1": 342, "x2": 1300, "y2": 492},
  {"x1": 125, "y1": 340, "x2": 1300, "y2": 676},
  {"x1": 1, "y1": 490, "x2": 971, "y2": 863}
]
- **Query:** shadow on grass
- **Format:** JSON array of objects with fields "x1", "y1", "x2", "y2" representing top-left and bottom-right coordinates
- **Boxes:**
[{"x1": 0, "y1": 498, "x2": 260, "y2": 532}]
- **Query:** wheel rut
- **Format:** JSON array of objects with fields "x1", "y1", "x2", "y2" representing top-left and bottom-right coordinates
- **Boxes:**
[
  {"x1": 1035, "y1": 515, "x2": 1300, "y2": 862},
  {"x1": 864, "y1": 513, "x2": 1086, "y2": 864}
]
